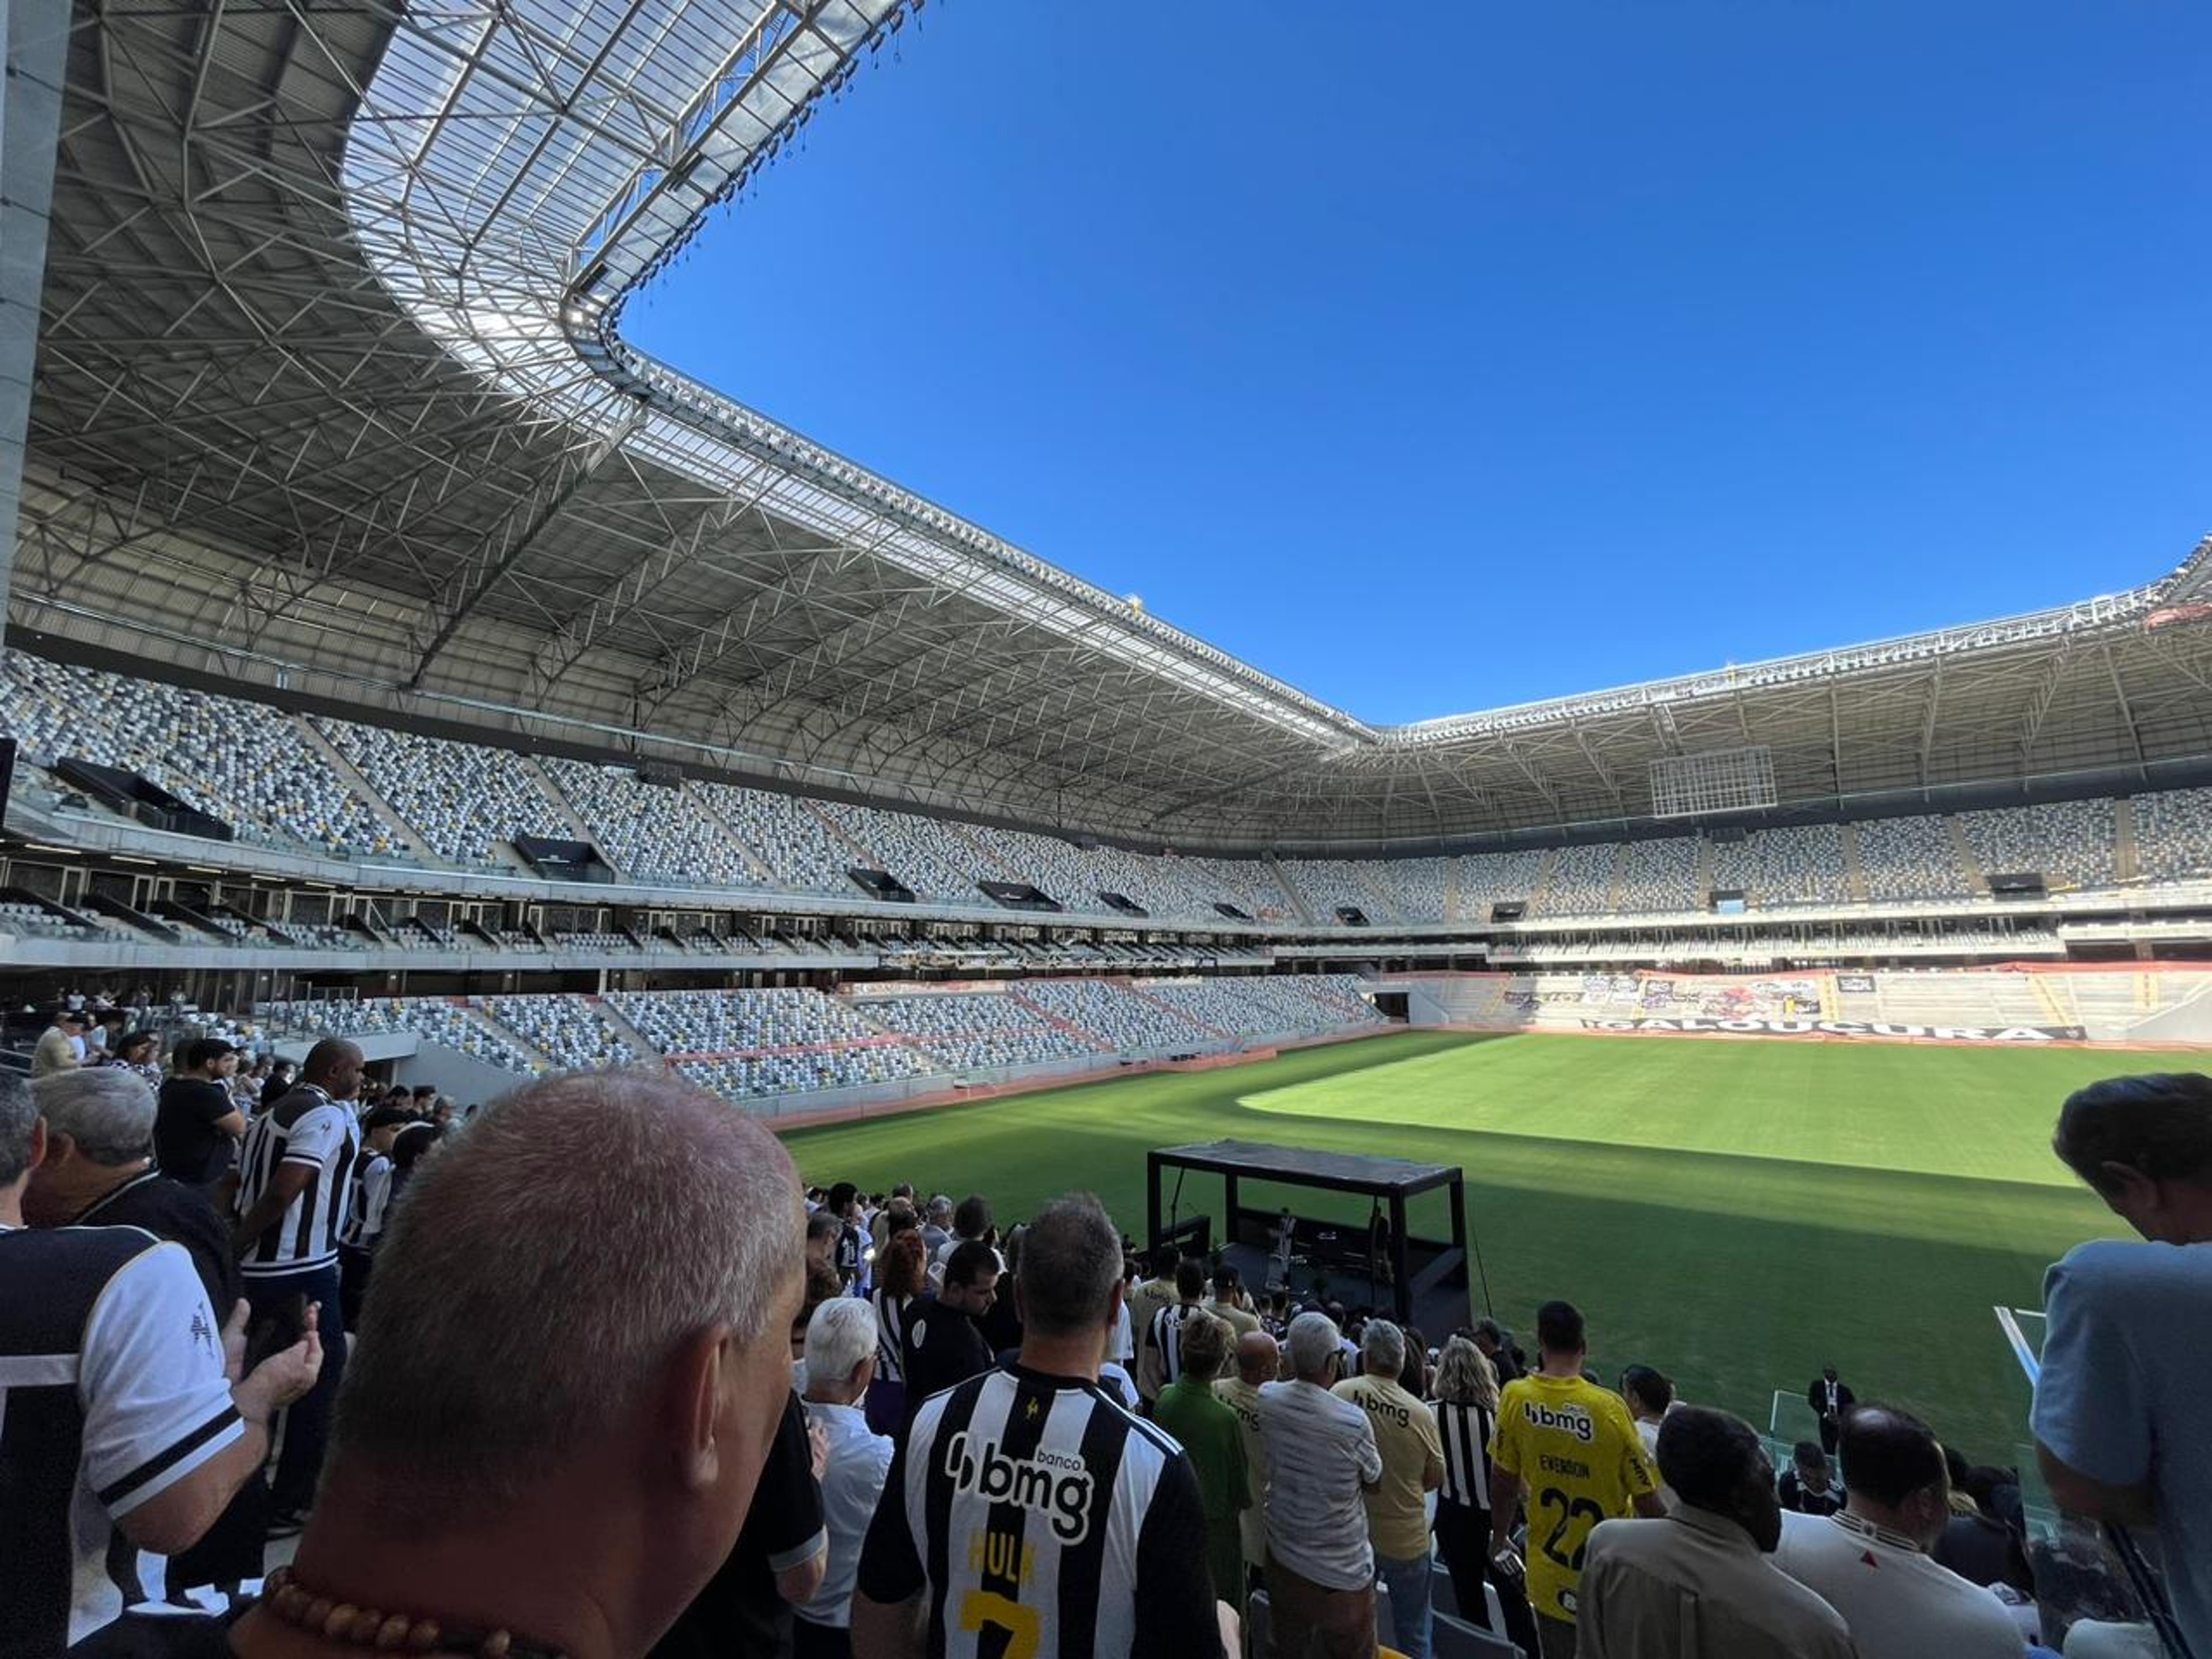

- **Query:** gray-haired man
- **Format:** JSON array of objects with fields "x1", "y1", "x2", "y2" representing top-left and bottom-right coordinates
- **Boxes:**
[{"x1": 1, "y1": 1073, "x2": 319, "y2": 1654}]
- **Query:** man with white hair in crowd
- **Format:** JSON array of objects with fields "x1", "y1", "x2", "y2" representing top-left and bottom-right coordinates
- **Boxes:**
[
  {"x1": 1334, "y1": 1317, "x2": 1444, "y2": 1659},
  {"x1": 793, "y1": 1298, "x2": 895, "y2": 1659},
  {"x1": 920, "y1": 1194, "x2": 954, "y2": 1259},
  {"x1": 78, "y1": 1066, "x2": 808, "y2": 1659},
  {"x1": 0, "y1": 1073, "x2": 320, "y2": 1656},
  {"x1": 1260, "y1": 1309, "x2": 1385, "y2": 1659}
]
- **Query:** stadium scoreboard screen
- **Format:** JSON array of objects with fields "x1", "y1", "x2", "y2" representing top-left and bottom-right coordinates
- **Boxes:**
[{"x1": 1650, "y1": 745, "x2": 1778, "y2": 819}]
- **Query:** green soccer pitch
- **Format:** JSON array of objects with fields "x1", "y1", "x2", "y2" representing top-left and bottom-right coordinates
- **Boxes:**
[{"x1": 782, "y1": 1027, "x2": 2171, "y2": 1459}]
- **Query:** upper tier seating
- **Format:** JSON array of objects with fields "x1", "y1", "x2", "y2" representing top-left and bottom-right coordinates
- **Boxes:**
[
  {"x1": 1615, "y1": 835, "x2": 1703, "y2": 912},
  {"x1": 1708, "y1": 824, "x2": 1850, "y2": 907},
  {"x1": 1456, "y1": 849, "x2": 1547, "y2": 918},
  {"x1": 1, "y1": 654, "x2": 387, "y2": 855},
  {"x1": 1281, "y1": 860, "x2": 1402, "y2": 923},
  {"x1": 1960, "y1": 798, "x2": 2118, "y2": 890},
  {"x1": 2133, "y1": 787, "x2": 2212, "y2": 881},
  {"x1": 318, "y1": 719, "x2": 569, "y2": 866},
  {"x1": 818, "y1": 800, "x2": 986, "y2": 903},
  {"x1": 1539, "y1": 842, "x2": 1619, "y2": 915},
  {"x1": 542, "y1": 759, "x2": 753, "y2": 887},
  {"x1": 692, "y1": 783, "x2": 855, "y2": 895},
  {"x1": 1855, "y1": 815, "x2": 1970, "y2": 900}
]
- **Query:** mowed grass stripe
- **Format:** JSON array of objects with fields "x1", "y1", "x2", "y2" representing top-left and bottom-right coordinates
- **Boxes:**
[{"x1": 781, "y1": 1028, "x2": 2157, "y2": 1459}]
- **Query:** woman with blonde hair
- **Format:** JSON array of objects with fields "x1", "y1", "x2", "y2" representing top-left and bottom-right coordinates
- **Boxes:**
[{"x1": 1433, "y1": 1335, "x2": 1538, "y2": 1656}]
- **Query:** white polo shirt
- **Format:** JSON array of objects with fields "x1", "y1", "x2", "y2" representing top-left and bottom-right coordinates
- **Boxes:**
[
  {"x1": 1771, "y1": 1508, "x2": 2022, "y2": 1659},
  {"x1": 1257, "y1": 1377, "x2": 1382, "y2": 1591}
]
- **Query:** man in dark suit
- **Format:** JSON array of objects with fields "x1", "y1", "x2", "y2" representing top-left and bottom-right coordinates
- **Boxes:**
[{"x1": 1806, "y1": 1365, "x2": 1855, "y2": 1456}]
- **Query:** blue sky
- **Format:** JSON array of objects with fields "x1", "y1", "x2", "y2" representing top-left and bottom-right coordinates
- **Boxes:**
[{"x1": 627, "y1": 3, "x2": 2211, "y2": 725}]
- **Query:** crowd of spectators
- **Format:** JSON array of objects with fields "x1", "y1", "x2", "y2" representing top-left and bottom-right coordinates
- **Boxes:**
[{"x1": 0, "y1": 1018, "x2": 2203, "y2": 1659}]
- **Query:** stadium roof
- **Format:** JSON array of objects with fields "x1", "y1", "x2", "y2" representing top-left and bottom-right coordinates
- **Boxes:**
[{"x1": 14, "y1": 0, "x2": 2212, "y2": 850}]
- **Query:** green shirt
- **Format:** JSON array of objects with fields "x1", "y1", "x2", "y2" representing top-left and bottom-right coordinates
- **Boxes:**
[{"x1": 1153, "y1": 1375, "x2": 1251, "y2": 1527}]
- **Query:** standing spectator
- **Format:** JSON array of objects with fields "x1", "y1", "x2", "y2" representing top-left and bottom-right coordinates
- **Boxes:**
[
  {"x1": 228, "y1": 1037, "x2": 364, "y2": 1534},
  {"x1": 33, "y1": 1007, "x2": 88, "y2": 1077},
  {"x1": 1206, "y1": 1262, "x2": 1262, "y2": 1337},
  {"x1": 1779, "y1": 1442, "x2": 1844, "y2": 1516},
  {"x1": 1142, "y1": 1255, "x2": 1209, "y2": 1400},
  {"x1": 1334, "y1": 1317, "x2": 1443, "y2": 1659},
  {"x1": 1260, "y1": 1309, "x2": 1384, "y2": 1659},
  {"x1": 900, "y1": 1237, "x2": 998, "y2": 1413},
  {"x1": 89, "y1": 1066, "x2": 807, "y2": 1659},
  {"x1": 154, "y1": 1039, "x2": 246, "y2": 1193},
  {"x1": 2035, "y1": 1072, "x2": 2212, "y2": 1654},
  {"x1": 1215, "y1": 1328, "x2": 1277, "y2": 1596},
  {"x1": 826, "y1": 1180, "x2": 868, "y2": 1291},
  {"x1": 1474, "y1": 1316, "x2": 1525, "y2": 1384},
  {"x1": 1807, "y1": 1365, "x2": 1856, "y2": 1457},
  {"x1": 1933, "y1": 1465, "x2": 2033, "y2": 1595},
  {"x1": 105, "y1": 1031, "x2": 163, "y2": 1093},
  {"x1": 868, "y1": 1228, "x2": 926, "y2": 1434},
  {"x1": 1621, "y1": 1365, "x2": 1676, "y2": 1464},
  {"x1": 793, "y1": 1299, "x2": 893, "y2": 1659},
  {"x1": 853, "y1": 1192, "x2": 1227, "y2": 1659},
  {"x1": 336, "y1": 1104, "x2": 410, "y2": 1331},
  {"x1": 1126, "y1": 1243, "x2": 1179, "y2": 1398},
  {"x1": 1490, "y1": 1301, "x2": 1664, "y2": 1657},
  {"x1": 1772, "y1": 1406, "x2": 2022, "y2": 1659},
  {"x1": 1432, "y1": 1335, "x2": 1539, "y2": 1658},
  {"x1": 0, "y1": 1072, "x2": 319, "y2": 1654},
  {"x1": 1577, "y1": 1406, "x2": 1856, "y2": 1659},
  {"x1": 928, "y1": 1192, "x2": 992, "y2": 1283},
  {"x1": 919, "y1": 1194, "x2": 953, "y2": 1259},
  {"x1": 26, "y1": 1068, "x2": 274, "y2": 1596},
  {"x1": 1623, "y1": 1365, "x2": 1679, "y2": 1510},
  {"x1": 1153, "y1": 1309, "x2": 1251, "y2": 1612}
]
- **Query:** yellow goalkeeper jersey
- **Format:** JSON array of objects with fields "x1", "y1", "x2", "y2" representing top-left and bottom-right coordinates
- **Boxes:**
[{"x1": 1490, "y1": 1372, "x2": 1658, "y2": 1624}]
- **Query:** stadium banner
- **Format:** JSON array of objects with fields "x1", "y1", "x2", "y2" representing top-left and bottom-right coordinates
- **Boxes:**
[
  {"x1": 1836, "y1": 974, "x2": 1877, "y2": 993},
  {"x1": 1578, "y1": 1016, "x2": 2086, "y2": 1043}
]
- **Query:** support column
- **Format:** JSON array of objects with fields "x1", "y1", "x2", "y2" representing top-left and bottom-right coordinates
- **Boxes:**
[{"x1": 0, "y1": 0, "x2": 68, "y2": 620}]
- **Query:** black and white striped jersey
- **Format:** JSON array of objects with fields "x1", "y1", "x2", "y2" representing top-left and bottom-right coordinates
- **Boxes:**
[
  {"x1": 857, "y1": 1362, "x2": 1222, "y2": 1659},
  {"x1": 1, "y1": 1224, "x2": 243, "y2": 1658},
  {"x1": 339, "y1": 1151, "x2": 392, "y2": 1252},
  {"x1": 1148, "y1": 1303, "x2": 1199, "y2": 1390},
  {"x1": 1435, "y1": 1397, "x2": 1496, "y2": 1512},
  {"x1": 234, "y1": 1085, "x2": 359, "y2": 1277},
  {"x1": 873, "y1": 1289, "x2": 912, "y2": 1384}
]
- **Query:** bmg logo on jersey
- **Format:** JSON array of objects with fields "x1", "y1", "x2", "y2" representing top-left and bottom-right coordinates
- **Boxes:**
[
  {"x1": 944, "y1": 1430, "x2": 1094, "y2": 1543},
  {"x1": 1523, "y1": 1400, "x2": 1596, "y2": 1443}
]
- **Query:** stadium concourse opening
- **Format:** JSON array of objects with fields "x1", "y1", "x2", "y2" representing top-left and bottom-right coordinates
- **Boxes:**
[{"x1": 1145, "y1": 1138, "x2": 1476, "y2": 1335}]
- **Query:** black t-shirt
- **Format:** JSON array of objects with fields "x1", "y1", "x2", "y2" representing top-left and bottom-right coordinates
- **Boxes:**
[
  {"x1": 77, "y1": 1171, "x2": 240, "y2": 1318},
  {"x1": 153, "y1": 1077, "x2": 237, "y2": 1186},
  {"x1": 652, "y1": 1391, "x2": 826, "y2": 1659},
  {"x1": 902, "y1": 1296, "x2": 995, "y2": 1419}
]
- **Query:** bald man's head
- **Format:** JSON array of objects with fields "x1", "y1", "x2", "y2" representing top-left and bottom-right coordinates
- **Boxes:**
[
  {"x1": 301, "y1": 1038, "x2": 365, "y2": 1101},
  {"x1": 1236, "y1": 1328, "x2": 1279, "y2": 1384}
]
